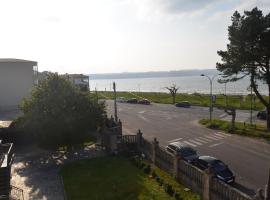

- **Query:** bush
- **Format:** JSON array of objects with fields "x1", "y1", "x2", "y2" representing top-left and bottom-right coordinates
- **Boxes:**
[
  {"x1": 151, "y1": 170, "x2": 157, "y2": 178},
  {"x1": 143, "y1": 165, "x2": 151, "y2": 174},
  {"x1": 159, "y1": 178, "x2": 164, "y2": 186},
  {"x1": 164, "y1": 183, "x2": 174, "y2": 196},
  {"x1": 174, "y1": 193, "x2": 183, "y2": 200}
]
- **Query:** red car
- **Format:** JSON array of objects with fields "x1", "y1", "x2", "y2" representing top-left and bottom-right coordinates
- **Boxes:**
[{"x1": 138, "y1": 99, "x2": 151, "y2": 105}]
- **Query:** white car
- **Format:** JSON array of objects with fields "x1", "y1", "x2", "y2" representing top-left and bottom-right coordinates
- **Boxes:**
[{"x1": 116, "y1": 97, "x2": 126, "y2": 103}]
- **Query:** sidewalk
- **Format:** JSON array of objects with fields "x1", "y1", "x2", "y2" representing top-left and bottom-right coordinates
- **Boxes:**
[{"x1": 11, "y1": 145, "x2": 106, "y2": 200}]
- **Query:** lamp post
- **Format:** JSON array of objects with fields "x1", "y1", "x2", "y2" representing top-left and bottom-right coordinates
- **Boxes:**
[{"x1": 201, "y1": 74, "x2": 219, "y2": 124}]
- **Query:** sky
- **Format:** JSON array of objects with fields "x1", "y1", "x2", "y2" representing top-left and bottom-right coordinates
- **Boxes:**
[{"x1": 0, "y1": 0, "x2": 269, "y2": 74}]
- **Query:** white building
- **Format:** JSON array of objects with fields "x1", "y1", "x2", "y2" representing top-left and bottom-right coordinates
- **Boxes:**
[
  {"x1": 67, "y1": 74, "x2": 89, "y2": 91},
  {"x1": 0, "y1": 59, "x2": 38, "y2": 111}
]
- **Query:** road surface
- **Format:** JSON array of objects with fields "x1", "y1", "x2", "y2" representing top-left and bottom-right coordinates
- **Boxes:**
[{"x1": 106, "y1": 100, "x2": 270, "y2": 195}]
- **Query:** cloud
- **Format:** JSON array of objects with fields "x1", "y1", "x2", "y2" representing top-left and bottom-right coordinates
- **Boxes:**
[{"x1": 127, "y1": 0, "x2": 220, "y2": 20}]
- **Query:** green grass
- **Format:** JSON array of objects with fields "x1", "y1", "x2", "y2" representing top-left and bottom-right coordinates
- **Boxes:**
[
  {"x1": 97, "y1": 91, "x2": 267, "y2": 111},
  {"x1": 60, "y1": 157, "x2": 200, "y2": 200},
  {"x1": 199, "y1": 118, "x2": 270, "y2": 140}
]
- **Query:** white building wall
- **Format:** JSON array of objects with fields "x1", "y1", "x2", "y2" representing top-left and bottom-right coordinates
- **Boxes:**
[{"x1": 0, "y1": 62, "x2": 35, "y2": 110}]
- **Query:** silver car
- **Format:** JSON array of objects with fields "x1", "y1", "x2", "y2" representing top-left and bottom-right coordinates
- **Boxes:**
[{"x1": 166, "y1": 142, "x2": 198, "y2": 163}]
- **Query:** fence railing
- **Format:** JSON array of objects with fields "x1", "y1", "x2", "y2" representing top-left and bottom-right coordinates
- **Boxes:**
[{"x1": 115, "y1": 130, "x2": 268, "y2": 200}]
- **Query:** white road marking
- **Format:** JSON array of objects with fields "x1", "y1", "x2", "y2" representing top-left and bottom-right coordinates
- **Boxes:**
[
  {"x1": 183, "y1": 141, "x2": 197, "y2": 147},
  {"x1": 168, "y1": 138, "x2": 183, "y2": 143},
  {"x1": 138, "y1": 111, "x2": 145, "y2": 114},
  {"x1": 209, "y1": 134, "x2": 224, "y2": 139},
  {"x1": 138, "y1": 115, "x2": 149, "y2": 122},
  {"x1": 194, "y1": 138, "x2": 208, "y2": 144},
  {"x1": 217, "y1": 132, "x2": 231, "y2": 137},
  {"x1": 214, "y1": 133, "x2": 227, "y2": 138},
  {"x1": 209, "y1": 142, "x2": 223, "y2": 148},
  {"x1": 198, "y1": 137, "x2": 212, "y2": 142},
  {"x1": 205, "y1": 135, "x2": 220, "y2": 141},
  {"x1": 189, "y1": 139, "x2": 202, "y2": 146}
]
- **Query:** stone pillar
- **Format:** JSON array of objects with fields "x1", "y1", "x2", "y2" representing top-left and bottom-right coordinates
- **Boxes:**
[
  {"x1": 136, "y1": 129, "x2": 143, "y2": 151},
  {"x1": 265, "y1": 168, "x2": 270, "y2": 200},
  {"x1": 202, "y1": 165, "x2": 214, "y2": 200},
  {"x1": 173, "y1": 152, "x2": 181, "y2": 179},
  {"x1": 118, "y1": 119, "x2": 122, "y2": 135},
  {"x1": 152, "y1": 138, "x2": 159, "y2": 164},
  {"x1": 254, "y1": 189, "x2": 264, "y2": 200}
]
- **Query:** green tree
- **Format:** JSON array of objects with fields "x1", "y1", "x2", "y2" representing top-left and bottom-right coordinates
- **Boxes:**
[
  {"x1": 216, "y1": 7, "x2": 270, "y2": 130},
  {"x1": 18, "y1": 73, "x2": 106, "y2": 148},
  {"x1": 165, "y1": 84, "x2": 179, "y2": 104}
]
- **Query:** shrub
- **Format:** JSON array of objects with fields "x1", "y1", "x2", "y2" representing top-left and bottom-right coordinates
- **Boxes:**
[
  {"x1": 155, "y1": 176, "x2": 160, "y2": 183},
  {"x1": 174, "y1": 193, "x2": 182, "y2": 200},
  {"x1": 143, "y1": 165, "x2": 151, "y2": 174},
  {"x1": 159, "y1": 178, "x2": 164, "y2": 186},
  {"x1": 164, "y1": 183, "x2": 174, "y2": 196},
  {"x1": 151, "y1": 170, "x2": 157, "y2": 178}
]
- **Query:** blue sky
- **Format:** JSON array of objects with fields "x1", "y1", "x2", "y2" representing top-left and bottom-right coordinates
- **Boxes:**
[{"x1": 0, "y1": 0, "x2": 269, "y2": 74}]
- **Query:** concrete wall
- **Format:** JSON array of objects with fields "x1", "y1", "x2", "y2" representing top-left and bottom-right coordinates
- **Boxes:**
[{"x1": 0, "y1": 62, "x2": 35, "y2": 110}]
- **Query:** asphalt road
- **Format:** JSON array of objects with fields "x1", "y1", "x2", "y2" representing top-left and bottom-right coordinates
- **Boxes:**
[{"x1": 106, "y1": 100, "x2": 270, "y2": 195}]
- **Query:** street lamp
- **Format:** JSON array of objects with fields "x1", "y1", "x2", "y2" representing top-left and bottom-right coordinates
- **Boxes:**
[{"x1": 201, "y1": 74, "x2": 220, "y2": 123}]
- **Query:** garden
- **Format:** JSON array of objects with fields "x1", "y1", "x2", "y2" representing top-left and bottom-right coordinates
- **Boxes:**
[{"x1": 60, "y1": 156, "x2": 200, "y2": 200}]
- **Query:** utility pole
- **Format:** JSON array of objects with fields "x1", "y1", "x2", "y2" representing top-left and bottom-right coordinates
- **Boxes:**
[
  {"x1": 113, "y1": 82, "x2": 118, "y2": 122},
  {"x1": 250, "y1": 87, "x2": 253, "y2": 125},
  {"x1": 201, "y1": 74, "x2": 219, "y2": 124}
]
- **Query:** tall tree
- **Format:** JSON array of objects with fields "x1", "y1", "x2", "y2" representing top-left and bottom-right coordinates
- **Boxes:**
[
  {"x1": 17, "y1": 73, "x2": 106, "y2": 148},
  {"x1": 165, "y1": 84, "x2": 179, "y2": 104},
  {"x1": 216, "y1": 7, "x2": 270, "y2": 130}
]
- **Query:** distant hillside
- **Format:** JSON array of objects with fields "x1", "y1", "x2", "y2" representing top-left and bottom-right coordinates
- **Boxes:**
[{"x1": 89, "y1": 69, "x2": 218, "y2": 80}]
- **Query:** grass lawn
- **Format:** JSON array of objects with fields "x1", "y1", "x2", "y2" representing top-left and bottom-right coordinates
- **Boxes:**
[
  {"x1": 60, "y1": 157, "x2": 200, "y2": 200},
  {"x1": 199, "y1": 118, "x2": 270, "y2": 140},
  {"x1": 97, "y1": 91, "x2": 267, "y2": 111}
]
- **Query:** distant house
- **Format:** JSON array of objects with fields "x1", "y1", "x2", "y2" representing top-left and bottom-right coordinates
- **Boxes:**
[
  {"x1": 67, "y1": 74, "x2": 89, "y2": 91},
  {"x1": 0, "y1": 58, "x2": 38, "y2": 111}
]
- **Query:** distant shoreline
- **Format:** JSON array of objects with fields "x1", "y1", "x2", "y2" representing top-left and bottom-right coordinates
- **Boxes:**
[{"x1": 89, "y1": 69, "x2": 218, "y2": 80}]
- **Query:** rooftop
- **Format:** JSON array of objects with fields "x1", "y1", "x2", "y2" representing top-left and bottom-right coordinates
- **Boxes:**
[
  {"x1": 0, "y1": 58, "x2": 37, "y2": 65},
  {"x1": 68, "y1": 74, "x2": 89, "y2": 79}
]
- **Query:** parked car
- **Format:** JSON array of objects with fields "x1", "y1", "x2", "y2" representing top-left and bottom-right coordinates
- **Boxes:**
[
  {"x1": 195, "y1": 156, "x2": 235, "y2": 184},
  {"x1": 127, "y1": 98, "x2": 138, "y2": 104},
  {"x1": 175, "y1": 101, "x2": 191, "y2": 108},
  {"x1": 257, "y1": 110, "x2": 267, "y2": 120},
  {"x1": 138, "y1": 99, "x2": 151, "y2": 105},
  {"x1": 166, "y1": 142, "x2": 198, "y2": 163},
  {"x1": 116, "y1": 97, "x2": 126, "y2": 103}
]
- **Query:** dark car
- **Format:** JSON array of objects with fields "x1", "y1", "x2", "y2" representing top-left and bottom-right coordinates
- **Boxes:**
[
  {"x1": 196, "y1": 156, "x2": 235, "y2": 184},
  {"x1": 127, "y1": 98, "x2": 138, "y2": 104},
  {"x1": 166, "y1": 142, "x2": 198, "y2": 163},
  {"x1": 138, "y1": 99, "x2": 151, "y2": 105},
  {"x1": 257, "y1": 110, "x2": 267, "y2": 120},
  {"x1": 175, "y1": 101, "x2": 191, "y2": 108}
]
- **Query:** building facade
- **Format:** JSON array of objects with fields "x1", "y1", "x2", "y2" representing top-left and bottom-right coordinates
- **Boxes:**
[
  {"x1": 0, "y1": 59, "x2": 38, "y2": 111},
  {"x1": 67, "y1": 74, "x2": 89, "y2": 91}
]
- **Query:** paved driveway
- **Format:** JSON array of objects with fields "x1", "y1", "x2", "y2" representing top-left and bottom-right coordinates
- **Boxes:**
[{"x1": 11, "y1": 145, "x2": 105, "y2": 200}]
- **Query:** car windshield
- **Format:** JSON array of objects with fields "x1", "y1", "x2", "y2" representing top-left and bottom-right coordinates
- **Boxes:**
[
  {"x1": 180, "y1": 147, "x2": 196, "y2": 157},
  {"x1": 212, "y1": 160, "x2": 227, "y2": 171}
]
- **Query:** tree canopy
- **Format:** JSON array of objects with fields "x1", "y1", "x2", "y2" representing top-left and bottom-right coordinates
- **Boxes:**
[
  {"x1": 216, "y1": 7, "x2": 270, "y2": 129},
  {"x1": 17, "y1": 73, "x2": 106, "y2": 148}
]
